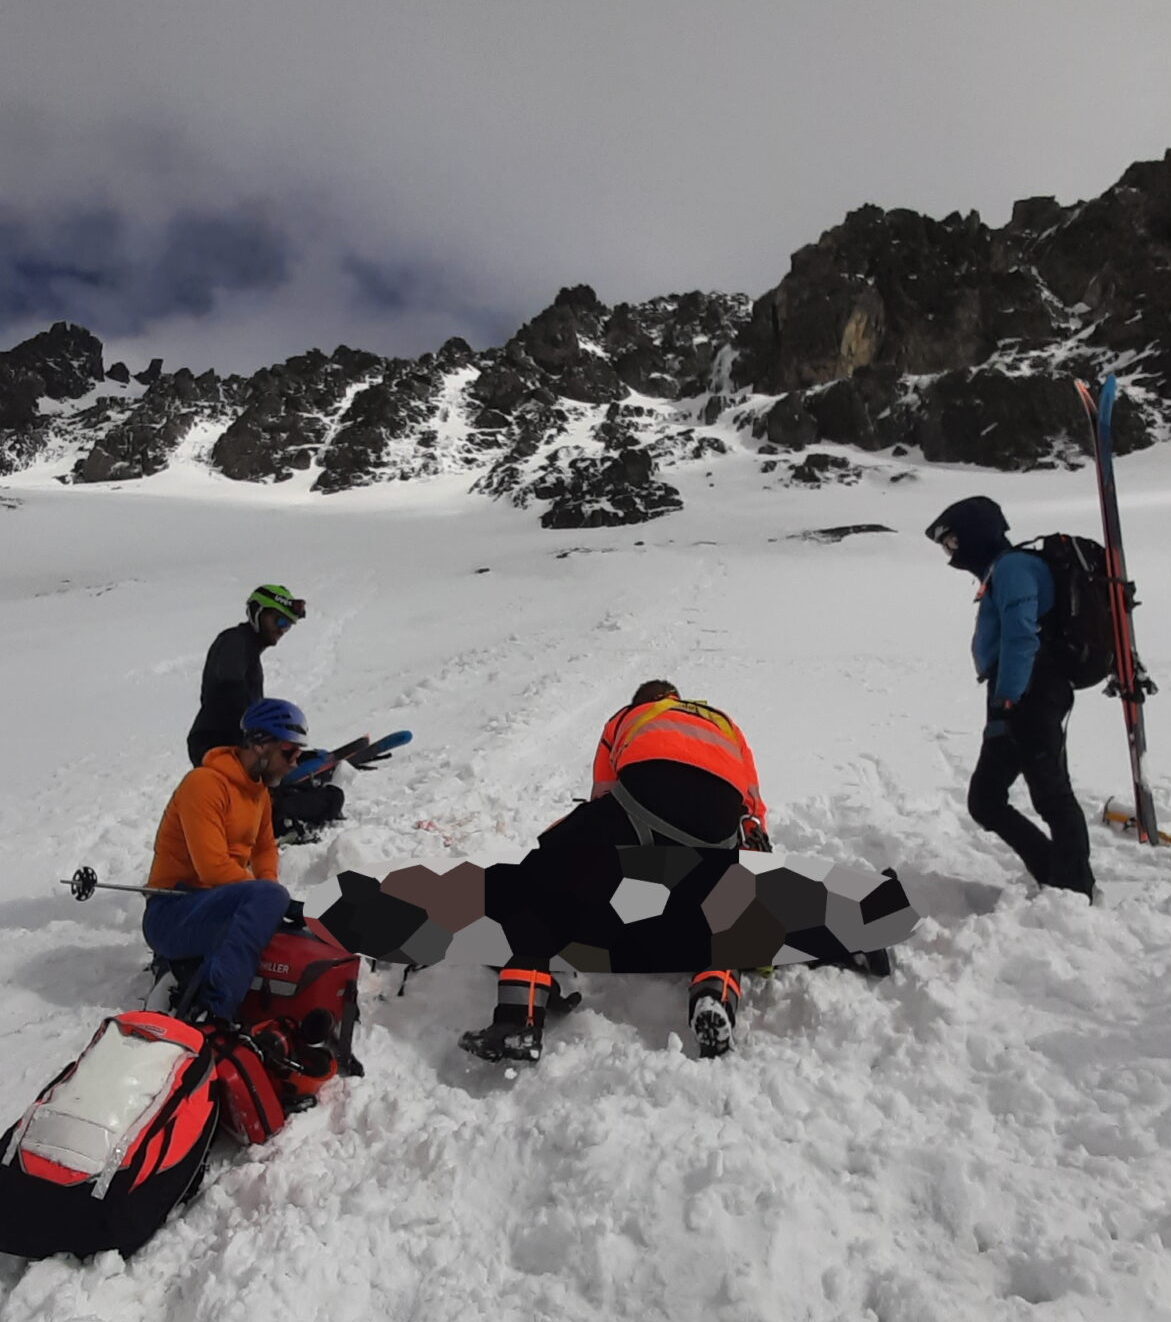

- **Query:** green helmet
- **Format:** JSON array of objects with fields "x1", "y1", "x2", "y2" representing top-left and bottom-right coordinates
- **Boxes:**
[{"x1": 246, "y1": 584, "x2": 306, "y2": 629}]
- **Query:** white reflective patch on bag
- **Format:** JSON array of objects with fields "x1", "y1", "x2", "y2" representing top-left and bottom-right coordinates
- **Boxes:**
[
  {"x1": 19, "y1": 1023, "x2": 188, "y2": 1190},
  {"x1": 249, "y1": 975, "x2": 298, "y2": 996}
]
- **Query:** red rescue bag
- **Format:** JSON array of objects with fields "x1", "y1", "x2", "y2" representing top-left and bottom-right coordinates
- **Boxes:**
[
  {"x1": 205, "y1": 1030, "x2": 287, "y2": 1146},
  {"x1": 239, "y1": 918, "x2": 362, "y2": 1076}
]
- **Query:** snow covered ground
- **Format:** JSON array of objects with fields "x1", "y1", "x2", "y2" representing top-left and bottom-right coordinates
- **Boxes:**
[{"x1": 1, "y1": 444, "x2": 1170, "y2": 1321}]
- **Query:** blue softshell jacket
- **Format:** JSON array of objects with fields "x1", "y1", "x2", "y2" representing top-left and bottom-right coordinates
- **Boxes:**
[{"x1": 972, "y1": 550, "x2": 1056, "y2": 703}]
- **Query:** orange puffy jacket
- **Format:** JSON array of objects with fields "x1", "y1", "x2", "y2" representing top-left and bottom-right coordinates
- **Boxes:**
[
  {"x1": 148, "y1": 746, "x2": 279, "y2": 891},
  {"x1": 591, "y1": 697, "x2": 767, "y2": 826}
]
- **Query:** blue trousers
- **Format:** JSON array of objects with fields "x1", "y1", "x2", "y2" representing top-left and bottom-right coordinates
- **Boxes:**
[{"x1": 143, "y1": 880, "x2": 290, "y2": 1020}]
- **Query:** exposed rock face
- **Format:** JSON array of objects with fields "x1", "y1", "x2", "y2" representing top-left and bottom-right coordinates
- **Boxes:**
[
  {"x1": 530, "y1": 421, "x2": 684, "y2": 529},
  {"x1": 134, "y1": 358, "x2": 164, "y2": 387},
  {"x1": 3, "y1": 151, "x2": 1171, "y2": 515},
  {"x1": 734, "y1": 205, "x2": 1059, "y2": 393},
  {"x1": 734, "y1": 151, "x2": 1171, "y2": 468},
  {"x1": 76, "y1": 368, "x2": 244, "y2": 483},
  {"x1": 5, "y1": 322, "x2": 105, "y2": 399},
  {"x1": 790, "y1": 524, "x2": 894, "y2": 543},
  {"x1": 0, "y1": 322, "x2": 106, "y2": 474},
  {"x1": 213, "y1": 346, "x2": 383, "y2": 483},
  {"x1": 315, "y1": 338, "x2": 479, "y2": 493}
]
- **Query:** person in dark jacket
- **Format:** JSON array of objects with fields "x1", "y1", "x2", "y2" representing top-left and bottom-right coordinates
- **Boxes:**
[
  {"x1": 187, "y1": 585, "x2": 342, "y2": 840},
  {"x1": 926, "y1": 497, "x2": 1095, "y2": 900},
  {"x1": 187, "y1": 585, "x2": 305, "y2": 766}
]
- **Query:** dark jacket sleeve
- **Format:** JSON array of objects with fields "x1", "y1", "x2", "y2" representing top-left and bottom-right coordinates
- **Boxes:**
[{"x1": 204, "y1": 626, "x2": 261, "y2": 722}]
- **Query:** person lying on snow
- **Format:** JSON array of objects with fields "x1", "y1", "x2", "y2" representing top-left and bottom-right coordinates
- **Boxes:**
[
  {"x1": 186, "y1": 585, "x2": 342, "y2": 842},
  {"x1": 145, "y1": 698, "x2": 309, "y2": 1025},
  {"x1": 459, "y1": 680, "x2": 770, "y2": 1065}
]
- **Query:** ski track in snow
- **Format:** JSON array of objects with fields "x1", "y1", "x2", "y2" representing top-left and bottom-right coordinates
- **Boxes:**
[{"x1": 2, "y1": 452, "x2": 1171, "y2": 1321}]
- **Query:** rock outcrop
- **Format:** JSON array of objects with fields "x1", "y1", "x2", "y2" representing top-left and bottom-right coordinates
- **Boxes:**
[{"x1": 4, "y1": 151, "x2": 1171, "y2": 515}]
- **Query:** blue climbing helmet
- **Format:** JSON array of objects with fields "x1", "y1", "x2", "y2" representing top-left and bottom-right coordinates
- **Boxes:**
[{"x1": 240, "y1": 698, "x2": 309, "y2": 746}]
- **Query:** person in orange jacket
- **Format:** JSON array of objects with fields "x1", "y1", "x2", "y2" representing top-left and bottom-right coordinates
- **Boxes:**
[
  {"x1": 144, "y1": 698, "x2": 309, "y2": 1023},
  {"x1": 460, "y1": 680, "x2": 769, "y2": 1064}
]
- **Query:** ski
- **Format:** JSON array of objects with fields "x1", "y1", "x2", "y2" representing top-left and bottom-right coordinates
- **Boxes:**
[
  {"x1": 284, "y1": 729, "x2": 412, "y2": 784},
  {"x1": 282, "y1": 733, "x2": 370, "y2": 786},
  {"x1": 348, "y1": 729, "x2": 413, "y2": 769},
  {"x1": 1075, "y1": 374, "x2": 1160, "y2": 844}
]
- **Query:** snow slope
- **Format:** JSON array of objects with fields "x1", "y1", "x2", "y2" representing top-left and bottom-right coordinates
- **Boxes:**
[{"x1": 1, "y1": 446, "x2": 1170, "y2": 1321}]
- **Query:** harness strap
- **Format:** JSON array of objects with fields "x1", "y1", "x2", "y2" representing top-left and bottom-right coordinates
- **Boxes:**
[{"x1": 609, "y1": 780, "x2": 740, "y2": 849}]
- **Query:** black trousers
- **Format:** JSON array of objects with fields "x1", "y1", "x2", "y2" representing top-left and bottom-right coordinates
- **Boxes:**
[
  {"x1": 486, "y1": 763, "x2": 744, "y2": 993},
  {"x1": 967, "y1": 666, "x2": 1094, "y2": 895},
  {"x1": 191, "y1": 740, "x2": 343, "y2": 834},
  {"x1": 270, "y1": 782, "x2": 345, "y2": 833}
]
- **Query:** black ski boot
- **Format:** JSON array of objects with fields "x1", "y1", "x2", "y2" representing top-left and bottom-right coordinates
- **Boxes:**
[
  {"x1": 689, "y1": 995, "x2": 735, "y2": 1059},
  {"x1": 547, "y1": 978, "x2": 582, "y2": 1016},
  {"x1": 458, "y1": 1021, "x2": 543, "y2": 1063},
  {"x1": 853, "y1": 948, "x2": 894, "y2": 977},
  {"x1": 688, "y1": 969, "x2": 741, "y2": 1059}
]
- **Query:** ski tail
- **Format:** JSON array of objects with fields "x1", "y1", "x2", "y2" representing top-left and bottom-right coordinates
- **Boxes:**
[{"x1": 1102, "y1": 798, "x2": 1171, "y2": 847}]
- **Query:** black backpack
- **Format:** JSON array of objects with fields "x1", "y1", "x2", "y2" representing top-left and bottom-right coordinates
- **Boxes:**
[{"x1": 1017, "y1": 533, "x2": 1116, "y2": 689}]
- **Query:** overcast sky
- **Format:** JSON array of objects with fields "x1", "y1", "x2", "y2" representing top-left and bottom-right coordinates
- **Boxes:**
[{"x1": 3, "y1": 0, "x2": 1171, "y2": 375}]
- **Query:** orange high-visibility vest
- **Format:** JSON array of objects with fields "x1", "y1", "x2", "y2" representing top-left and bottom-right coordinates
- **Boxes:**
[{"x1": 591, "y1": 698, "x2": 767, "y2": 826}]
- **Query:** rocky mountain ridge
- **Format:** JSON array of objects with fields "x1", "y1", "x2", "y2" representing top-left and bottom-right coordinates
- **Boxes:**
[{"x1": 4, "y1": 150, "x2": 1171, "y2": 527}]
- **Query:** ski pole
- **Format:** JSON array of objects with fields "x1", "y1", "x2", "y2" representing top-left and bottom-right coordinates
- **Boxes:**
[{"x1": 59, "y1": 866, "x2": 183, "y2": 902}]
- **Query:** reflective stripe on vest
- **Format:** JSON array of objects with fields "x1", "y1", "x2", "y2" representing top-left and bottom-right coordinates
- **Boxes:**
[{"x1": 608, "y1": 699, "x2": 759, "y2": 805}]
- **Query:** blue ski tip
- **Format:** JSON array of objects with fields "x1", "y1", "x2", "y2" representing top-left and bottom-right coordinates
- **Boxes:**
[{"x1": 1099, "y1": 373, "x2": 1117, "y2": 431}]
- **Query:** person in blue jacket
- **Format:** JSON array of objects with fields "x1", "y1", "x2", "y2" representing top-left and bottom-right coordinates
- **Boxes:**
[{"x1": 926, "y1": 496, "x2": 1095, "y2": 900}]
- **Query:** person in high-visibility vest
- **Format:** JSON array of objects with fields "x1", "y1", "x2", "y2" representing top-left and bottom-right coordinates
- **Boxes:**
[{"x1": 459, "y1": 680, "x2": 770, "y2": 1065}]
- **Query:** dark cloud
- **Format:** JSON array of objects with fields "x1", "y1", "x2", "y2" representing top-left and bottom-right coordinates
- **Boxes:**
[
  {"x1": 0, "y1": 209, "x2": 125, "y2": 324},
  {"x1": 343, "y1": 254, "x2": 418, "y2": 313},
  {"x1": 152, "y1": 212, "x2": 291, "y2": 319},
  {"x1": 0, "y1": 203, "x2": 291, "y2": 337},
  {"x1": 2, "y1": 1, "x2": 1171, "y2": 373}
]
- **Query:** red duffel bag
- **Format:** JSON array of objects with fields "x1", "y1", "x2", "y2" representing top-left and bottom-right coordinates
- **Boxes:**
[{"x1": 239, "y1": 917, "x2": 363, "y2": 1076}]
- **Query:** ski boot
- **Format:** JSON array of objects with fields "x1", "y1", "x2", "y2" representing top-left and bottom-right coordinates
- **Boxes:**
[
  {"x1": 852, "y1": 948, "x2": 894, "y2": 977},
  {"x1": 547, "y1": 977, "x2": 582, "y2": 1017},
  {"x1": 689, "y1": 969, "x2": 741, "y2": 1059},
  {"x1": 689, "y1": 995, "x2": 735, "y2": 1059},
  {"x1": 144, "y1": 956, "x2": 203, "y2": 1014},
  {"x1": 458, "y1": 1020, "x2": 543, "y2": 1064}
]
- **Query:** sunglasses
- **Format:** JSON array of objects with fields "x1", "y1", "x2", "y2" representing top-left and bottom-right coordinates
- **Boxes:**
[
  {"x1": 929, "y1": 524, "x2": 959, "y2": 554},
  {"x1": 274, "y1": 614, "x2": 297, "y2": 632},
  {"x1": 272, "y1": 742, "x2": 305, "y2": 763}
]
